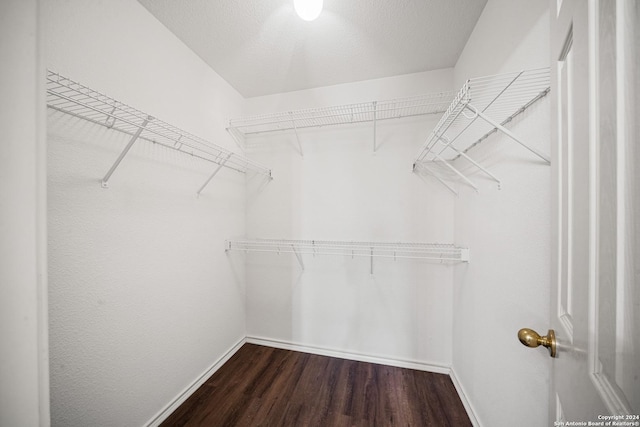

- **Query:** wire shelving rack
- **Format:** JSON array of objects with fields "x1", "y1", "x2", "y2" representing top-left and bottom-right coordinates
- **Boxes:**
[
  {"x1": 46, "y1": 70, "x2": 272, "y2": 194},
  {"x1": 226, "y1": 238, "x2": 469, "y2": 273},
  {"x1": 227, "y1": 92, "x2": 456, "y2": 153},
  {"x1": 412, "y1": 68, "x2": 551, "y2": 194}
]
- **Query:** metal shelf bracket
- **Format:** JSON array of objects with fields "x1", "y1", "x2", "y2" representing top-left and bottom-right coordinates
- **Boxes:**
[
  {"x1": 292, "y1": 245, "x2": 305, "y2": 270},
  {"x1": 412, "y1": 68, "x2": 551, "y2": 194},
  {"x1": 226, "y1": 127, "x2": 246, "y2": 153},
  {"x1": 289, "y1": 112, "x2": 304, "y2": 157},
  {"x1": 196, "y1": 153, "x2": 233, "y2": 196},
  {"x1": 433, "y1": 152, "x2": 479, "y2": 192},
  {"x1": 102, "y1": 115, "x2": 152, "y2": 188},
  {"x1": 372, "y1": 101, "x2": 378, "y2": 153},
  {"x1": 466, "y1": 104, "x2": 551, "y2": 164},
  {"x1": 437, "y1": 134, "x2": 502, "y2": 188},
  {"x1": 370, "y1": 247, "x2": 374, "y2": 274}
]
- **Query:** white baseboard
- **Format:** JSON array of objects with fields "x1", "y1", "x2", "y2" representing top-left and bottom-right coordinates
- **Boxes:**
[
  {"x1": 143, "y1": 336, "x2": 480, "y2": 427},
  {"x1": 143, "y1": 337, "x2": 246, "y2": 427},
  {"x1": 246, "y1": 335, "x2": 451, "y2": 374},
  {"x1": 450, "y1": 366, "x2": 482, "y2": 427}
]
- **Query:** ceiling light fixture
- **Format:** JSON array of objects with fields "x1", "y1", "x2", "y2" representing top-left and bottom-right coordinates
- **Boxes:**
[{"x1": 294, "y1": 0, "x2": 323, "y2": 21}]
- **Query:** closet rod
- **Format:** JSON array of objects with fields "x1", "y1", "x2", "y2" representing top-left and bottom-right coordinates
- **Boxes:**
[{"x1": 226, "y1": 239, "x2": 469, "y2": 272}]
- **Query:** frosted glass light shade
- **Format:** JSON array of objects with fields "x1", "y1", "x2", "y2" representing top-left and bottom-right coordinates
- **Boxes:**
[{"x1": 294, "y1": 0, "x2": 323, "y2": 21}]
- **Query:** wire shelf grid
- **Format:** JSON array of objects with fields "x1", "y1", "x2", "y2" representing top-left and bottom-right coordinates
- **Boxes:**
[
  {"x1": 228, "y1": 92, "x2": 456, "y2": 136},
  {"x1": 412, "y1": 68, "x2": 551, "y2": 193},
  {"x1": 46, "y1": 70, "x2": 271, "y2": 182},
  {"x1": 226, "y1": 239, "x2": 469, "y2": 263}
]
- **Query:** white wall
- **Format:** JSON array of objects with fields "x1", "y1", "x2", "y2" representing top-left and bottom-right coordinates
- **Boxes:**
[
  {"x1": 40, "y1": 0, "x2": 553, "y2": 424},
  {"x1": 451, "y1": 0, "x2": 551, "y2": 426},
  {"x1": 44, "y1": 1, "x2": 247, "y2": 426},
  {"x1": 245, "y1": 68, "x2": 454, "y2": 114},
  {"x1": 0, "y1": 1, "x2": 49, "y2": 426},
  {"x1": 241, "y1": 70, "x2": 458, "y2": 367}
]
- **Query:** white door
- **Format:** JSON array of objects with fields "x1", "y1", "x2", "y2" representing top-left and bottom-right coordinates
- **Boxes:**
[{"x1": 549, "y1": 0, "x2": 639, "y2": 424}]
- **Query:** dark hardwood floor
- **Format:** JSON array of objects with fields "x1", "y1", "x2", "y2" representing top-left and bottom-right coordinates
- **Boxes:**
[{"x1": 161, "y1": 344, "x2": 472, "y2": 427}]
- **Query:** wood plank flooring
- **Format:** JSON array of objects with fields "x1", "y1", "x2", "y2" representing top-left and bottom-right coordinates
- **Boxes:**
[{"x1": 161, "y1": 344, "x2": 471, "y2": 427}]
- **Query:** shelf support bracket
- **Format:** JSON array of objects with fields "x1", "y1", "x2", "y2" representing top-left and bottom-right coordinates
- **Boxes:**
[
  {"x1": 433, "y1": 152, "x2": 478, "y2": 192},
  {"x1": 438, "y1": 135, "x2": 502, "y2": 188},
  {"x1": 465, "y1": 104, "x2": 551, "y2": 163},
  {"x1": 289, "y1": 112, "x2": 304, "y2": 157},
  {"x1": 226, "y1": 127, "x2": 246, "y2": 153},
  {"x1": 105, "y1": 105, "x2": 117, "y2": 128},
  {"x1": 373, "y1": 101, "x2": 378, "y2": 152},
  {"x1": 101, "y1": 115, "x2": 151, "y2": 188},
  {"x1": 196, "y1": 153, "x2": 233, "y2": 196},
  {"x1": 370, "y1": 247, "x2": 374, "y2": 275},
  {"x1": 414, "y1": 162, "x2": 459, "y2": 196},
  {"x1": 291, "y1": 245, "x2": 305, "y2": 270}
]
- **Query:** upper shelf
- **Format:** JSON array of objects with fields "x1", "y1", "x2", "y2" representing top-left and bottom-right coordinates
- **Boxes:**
[
  {"x1": 46, "y1": 70, "x2": 272, "y2": 193},
  {"x1": 412, "y1": 68, "x2": 551, "y2": 194},
  {"x1": 229, "y1": 92, "x2": 455, "y2": 135},
  {"x1": 227, "y1": 92, "x2": 455, "y2": 153}
]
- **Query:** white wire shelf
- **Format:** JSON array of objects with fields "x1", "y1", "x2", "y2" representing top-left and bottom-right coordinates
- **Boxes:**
[
  {"x1": 46, "y1": 70, "x2": 272, "y2": 193},
  {"x1": 226, "y1": 238, "x2": 469, "y2": 273},
  {"x1": 227, "y1": 92, "x2": 455, "y2": 153},
  {"x1": 412, "y1": 68, "x2": 551, "y2": 194}
]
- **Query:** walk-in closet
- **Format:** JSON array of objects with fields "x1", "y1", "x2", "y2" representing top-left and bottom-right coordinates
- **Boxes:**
[{"x1": 2, "y1": 0, "x2": 639, "y2": 426}]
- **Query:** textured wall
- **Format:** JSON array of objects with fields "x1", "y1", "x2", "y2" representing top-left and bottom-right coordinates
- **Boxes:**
[
  {"x1": 43, "y1": 0, "x2": 555, "y2": 425},
  {"x1": 44, "y1": 1, "x2": 247, "y2": 426},
  {"x1": 242, "y1": 70, "x2": 457, "y2": 367},
  {"x1": 451, "y1": 0, "x2": 552, "y2": 426}
]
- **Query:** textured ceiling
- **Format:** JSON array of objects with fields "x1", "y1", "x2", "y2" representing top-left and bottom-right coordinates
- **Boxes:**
[{"x1": 137, "y1": 0, "x2": 487, "y2": 98}]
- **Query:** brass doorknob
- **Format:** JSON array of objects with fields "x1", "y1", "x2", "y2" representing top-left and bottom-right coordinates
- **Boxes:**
[{"x1": 518, "y1": 328, "x2": 557, "y2": 358}]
